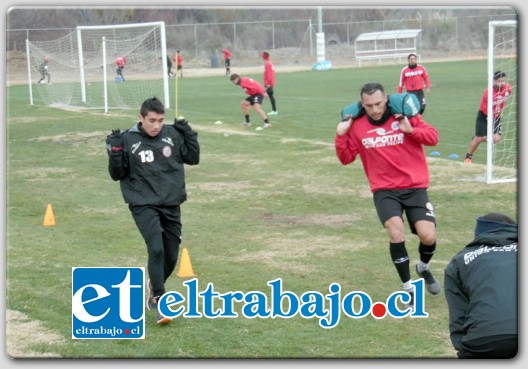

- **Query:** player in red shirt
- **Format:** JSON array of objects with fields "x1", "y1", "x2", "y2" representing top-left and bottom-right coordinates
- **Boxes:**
[
  {"x1": 464, "y1": 71, "x2": 513, "y2": 164},
  {"x1": 173, "y1": 50, "x2": 183, "y2": 78},
  {"x1": 335, "y1": 82, "x2": 440, "y2": 306},
  {"x1": 37, "y1": 55, "x2": 51, "y2": 84},
  {"x1": 223, "y1": 49, "x2": 231, "y2": 76},
  {"x1": 398, "y1": 53, "x2": 431, "y2": 115},
  {"x1": 230, "y1": 73, "x2": 271, "y2": 129},
  {"x1": 115, "y1": 56, "x2": 127, "y2": 81},
  {"x1": 262, "y1": 51, "x2": 278, "y2": 115}
]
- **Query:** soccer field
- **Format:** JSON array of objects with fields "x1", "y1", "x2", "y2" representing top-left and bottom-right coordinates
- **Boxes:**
[{"x1": 6, "y1": 59, "x2": 517, "y2": 358}]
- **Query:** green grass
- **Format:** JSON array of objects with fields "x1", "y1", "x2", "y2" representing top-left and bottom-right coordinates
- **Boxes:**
[{"x1": 6, "y1": 59, "x2": 517, "y2": 358}]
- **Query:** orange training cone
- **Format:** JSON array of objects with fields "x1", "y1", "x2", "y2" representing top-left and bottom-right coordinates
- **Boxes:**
[
  {"x1": 43, "y1": 203, "x2": 56, "y2": 226},
  {"x1": 177, "y1": 247, "x2": 195, "y2": 277}
]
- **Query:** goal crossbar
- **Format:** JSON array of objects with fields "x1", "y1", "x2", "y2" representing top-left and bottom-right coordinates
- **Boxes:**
[{"x1": 76, "y1": 21, "x2": 169, "y2": 111}]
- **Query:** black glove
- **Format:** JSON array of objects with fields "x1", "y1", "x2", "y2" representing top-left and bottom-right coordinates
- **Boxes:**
[
  {"x1": 106, "y1": 129, "x2": 124, "y2": 153},
  {"x1": 172, "y1": 118, "x2": 193, "y2": 135}
]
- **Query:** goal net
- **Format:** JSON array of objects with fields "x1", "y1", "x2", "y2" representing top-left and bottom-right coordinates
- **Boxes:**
[
  {"x1": 26, "y1": 22, "x2": 169, "y2": 112},
  {"x1": 486, "y1": 20, "x2": 517, "y2": 184}
]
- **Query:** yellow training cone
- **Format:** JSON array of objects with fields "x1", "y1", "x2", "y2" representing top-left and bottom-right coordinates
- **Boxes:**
[
  {"x1": 43, "y1": 203, "x2": 56, "y2": 226},
  {"x1": 177, "y1": 247, "x2": 195, "y2": 277}
]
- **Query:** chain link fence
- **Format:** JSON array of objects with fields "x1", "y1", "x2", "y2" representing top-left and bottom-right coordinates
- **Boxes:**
[{"x1": 7, "y1": 12, "x2": 517, "y2": 81}]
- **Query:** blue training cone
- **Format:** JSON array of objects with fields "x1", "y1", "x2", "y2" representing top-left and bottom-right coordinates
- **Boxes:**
[
  {"x1": 448, "y1": 153, "x2": 459, "y2": 159},
  {"x1": 430, "y1": 151, "x2": 441, "y2": 156}
]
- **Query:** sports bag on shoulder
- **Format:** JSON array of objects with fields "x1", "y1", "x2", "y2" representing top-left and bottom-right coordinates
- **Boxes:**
[
  {"x1": 340, "y1": 93, "x2": 421, "y2": 121},
  {"x1": 340, "y1": 101, "x2": 364, "y2": 121}
]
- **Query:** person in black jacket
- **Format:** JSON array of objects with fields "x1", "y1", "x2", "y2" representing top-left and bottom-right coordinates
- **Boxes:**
[
  {"x1": 166, "y1": 55, "x2": 175, "y2": 78},
  {"x1": 444, "y1": 213, "x2": 518, "y2": 359},
  {"x1": 106, "y1": 97, "x2": 200, "y2": 325}
]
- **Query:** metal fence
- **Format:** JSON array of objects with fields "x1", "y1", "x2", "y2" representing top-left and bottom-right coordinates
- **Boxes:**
[{"x1": 7, "y1": 13, "x2": 517, "y2": 69}]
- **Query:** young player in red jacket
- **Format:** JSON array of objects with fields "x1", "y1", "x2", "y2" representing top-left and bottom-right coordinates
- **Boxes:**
[
  {"x1": 262, "y1": 51, "x2": 277, "y2": 115},
  {"x1": 398, "y1": 53, "x2": 431, "y2": 115},
  {"x1": 464, "y1": 71, "x2": 513, "y2": 164},
  {"x1": 335, "y1": 82, "x2": 440, "y2": 307},
  {"x1": 230, "y1": 73, "x2": 272, "y2": 129}
]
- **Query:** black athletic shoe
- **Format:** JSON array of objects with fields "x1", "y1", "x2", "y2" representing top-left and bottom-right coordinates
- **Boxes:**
[
  {"x1": 146, "y1": 280, "x2": 157, "y2": 310},
  {"x1": 416, "y1": 265, "x2": 441, "y2": 295}
]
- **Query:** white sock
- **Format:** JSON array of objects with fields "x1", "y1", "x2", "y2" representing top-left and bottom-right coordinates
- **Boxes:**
[
  {"x1": 416, "y1": 261, "x2": 429, "y2": 273},
  {"x1": 403, "y1": 280, "x2": 413, "y2": 291}
]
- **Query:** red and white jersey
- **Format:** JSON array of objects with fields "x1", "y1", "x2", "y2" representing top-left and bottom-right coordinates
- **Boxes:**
[
  {"x1": 174, "y1": 53, "x2": 183, "y2": 66},
  {"x1": 398, "y1": 65, "x2": 430, "y2": 93},
  {"x1": 263, "y1": 60, "x2": 276, "y2": 87},
  {"x1": 239, "y1": 77, "x2": 265, "y2": 96},
  {"x1": 479, "y1": 83, "x2": 513, "y2": 118},
  {"x1": 335, "y1": 114, "x2": 439, "y2": 192},
  {"x1": 115, "y1": 57, "x2": 127, "y2": 67}
]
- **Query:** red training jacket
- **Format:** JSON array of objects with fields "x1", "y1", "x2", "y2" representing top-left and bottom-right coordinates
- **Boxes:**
[
  {"x1": 173, "y1": 53, "x2": 183, "y2": 66},
  {"x1": 479, "y1": 83, "x2": 513, "y2": 119},
  {"x1": 116, "y1": 57, "x2": 127, "y2": 67},
  {"x1": 335, "y1": 114, "x2": 439, "y2": 192},
  {"x1": 398, "y1": 65, "x2": 431, "y2": 93},
  {"x1": 263, "y1": 60, "x2": 276, "y2": 87},
  {"x1": 239, "y1": 77, "x2": 265, "y2": 96},
  {"x1": 223, "y1": 49, "x2": 231, "y2": 59}
]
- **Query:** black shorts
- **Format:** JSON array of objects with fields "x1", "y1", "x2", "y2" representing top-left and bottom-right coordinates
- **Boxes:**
[
  {"x1": 245, "y1": 94, "x2": 264, "y2": 105},
  {"x1": 128, "y1": 204, "x2": 182, "y2": 242},
  {"x1": 266, "y1": 87, "x2": 274, "y2": 95},
  {"x1": 373, "y1": 188, "x2": 436, "y2": 234},
  {"x1": 475, "y1": 110, "x2": 501, "y2": 137},
  {"x1": 408, "y1": 89, "x2": 425, "y2": 106},
  {"x1": 225, "y1": 58, "x2": 231, "y2": 67},
  {"x1": 177, "y1": 65, "x2": 183, "y2": 70}
]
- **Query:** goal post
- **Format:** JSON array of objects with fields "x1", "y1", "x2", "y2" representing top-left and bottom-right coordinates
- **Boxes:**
[
  {"x1": 27, "y1": 21, "x2": 169, "y2": 112},
  {"x1": 486, "y1": 20, "x2": 517, "y2": 184}
]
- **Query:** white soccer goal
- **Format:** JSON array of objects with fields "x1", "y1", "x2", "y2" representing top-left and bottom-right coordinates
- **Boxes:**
[
  {"x1": 26, "y1": 22, "x2": 169, "y2": 112},
  {"x1": 486, "y1": 20, "x2": 517, "y2": 184}
]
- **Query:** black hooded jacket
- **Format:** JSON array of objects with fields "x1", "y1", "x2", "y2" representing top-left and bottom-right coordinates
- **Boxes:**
[
  {"x1": 444, "y1": 226, "x2": 518, "y2": 350},
  {"x1": 108, "y1": 123, "x2": 200, "y2": 206}
]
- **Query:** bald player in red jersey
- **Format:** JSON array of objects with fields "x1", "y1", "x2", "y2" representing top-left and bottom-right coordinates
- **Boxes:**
[
  {"x1": 335, "y1": 82, "x2": 440, "y2": 308},
  {"x1": 230, "y1": 73, "x2": 271, "y2": 129}
]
